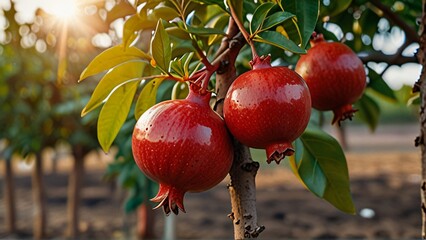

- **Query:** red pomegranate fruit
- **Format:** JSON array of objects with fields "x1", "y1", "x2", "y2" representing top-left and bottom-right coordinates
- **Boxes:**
[
  {"x1": 223, "y1": 55, "x2": 311, "y2": 164},
  {"x1": 132, "y1": 85, "x2": 233, "y2": 215},
  {"x1": 295, "y1": 33, "x2": 366, "y2": 125}
]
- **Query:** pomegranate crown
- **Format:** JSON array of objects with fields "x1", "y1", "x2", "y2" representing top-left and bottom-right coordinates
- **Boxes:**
[{"x1": 309, "y1": 32, "x2": 325, "y2": 47}]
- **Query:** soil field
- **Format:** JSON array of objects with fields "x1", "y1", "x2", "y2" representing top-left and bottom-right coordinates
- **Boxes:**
[{"x1": 0, "y1": 124, "x2": 422, "y2": 239}]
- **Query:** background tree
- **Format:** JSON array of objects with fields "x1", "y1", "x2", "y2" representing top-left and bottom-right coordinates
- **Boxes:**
[{"x1": 0, "y1": 0, "x2": 109, "y2": 238}]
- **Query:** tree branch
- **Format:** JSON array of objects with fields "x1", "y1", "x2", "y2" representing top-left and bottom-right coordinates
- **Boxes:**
[
  {"x1": 417, "y1": 1, "x2": 426, "y2": 238},
  {"x1": 369, "y1": 0, "x2": 419, "y2": 43},
  {"x1": 214, "y1": 18, "x2": 264, "y2": 239},
  {"x1": 358, "y1": 51, "x2": 418, "y2": 65}
]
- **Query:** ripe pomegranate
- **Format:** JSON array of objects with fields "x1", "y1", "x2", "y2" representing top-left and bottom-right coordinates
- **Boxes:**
[
  {"x1": 223, "y1": 55, "x2": 311, "y2": 164},
  {"x1": 295, "y1": 33, "x2": 366, "y2": 124},
  {"x1": 132, "y1": 85, "x2": 233, "y2": 215}
]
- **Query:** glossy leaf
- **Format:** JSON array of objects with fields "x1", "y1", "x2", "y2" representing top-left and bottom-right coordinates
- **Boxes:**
[
  {"x1": 106, "y1": 0, "x2": 136, "y2": 24},
  {"x1": 185, "y1": 24, "x2": 226, "y2": 36},
  {"x1": 261, "y1": 11, "x2": 296, "y2": 32},
  {"x1": 250, "y1": 2, "x2": 275, "y2": 35},
  {"x1": 79, "y1": 45, "x2": 151, "y2": 81},
  {"x1": 295, "y1": 128, "x2": 355, "y2": 214},
  {"x1": 151, "y1": 20, "x2": 172, "y2": 73},
  {"x1": 171, "y1": 81, "x2": 189, "y2": 100},
  {"x1": 254, "y1": 31, "x2": 306, "y2": 54},
  {"x1": 98, "y1": 81, "x2": 139, "y2": 152},
  {"x1": 320, "y1": 0, "x2": 352, "y2": 18},
  {"x1": 354, "y1": 93, "x2": 380, "y2": 131},
  {"x1": 170, "y1": 52, "x2": 194, "y2": 78},
  {"x1": 123, "y1": 14, "x2": 144, "y2": 48},
  {"x1": 367, "y1": 67, "x2": 397, "y2": 102},
  {"x1": 289, "y1": 138, "x2": 326, "y2": 197},
  {"x1": 152, "y1": 5, "x2": 180, "y2": 21},
  {"x1": 82, "y1": 61, "x2": 146, "y2": 116},
  {"x1": 282, "y1": 0, "x2": 320, "y2": 48},
  {"x1": 134, "y1": 78, "x2": 165, "y2": 120},
  {"x1": 196, "y1": 0, "x2": 227, "y2": 12}
]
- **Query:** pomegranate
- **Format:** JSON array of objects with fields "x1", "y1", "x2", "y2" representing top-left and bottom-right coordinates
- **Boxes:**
[
  {"x1": 223, "y1": 56, "x2": 311, "y2": 164},
  {"x1": 132, "y1": 85, "x2": 233, "y2": 215},
  {"x1": 295, "y1": 33, "x2": 366, "y2": 124}
]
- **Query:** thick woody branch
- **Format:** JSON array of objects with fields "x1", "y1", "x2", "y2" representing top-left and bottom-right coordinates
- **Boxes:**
[
  {"x1": 358, "y1": 51, "x2": 418, "y2": 65},
  {"x1": 214, "y1": 18, "x2": 264, "y2": 239},
  {"x1": 369, "y1": 0, "x2": 419, "y2": 43},
  {"x1": 417, "y1": 1, "x2": 426, "y2": 239}
]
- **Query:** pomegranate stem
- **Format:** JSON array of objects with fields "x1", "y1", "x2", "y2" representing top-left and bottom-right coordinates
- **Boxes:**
[{"x1": 228, "y1": 1, "x2": 259, "y2": 60}]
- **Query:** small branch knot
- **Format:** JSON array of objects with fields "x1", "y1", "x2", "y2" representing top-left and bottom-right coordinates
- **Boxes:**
[
  {"x1": 416, "y1": 136, "x2": 424, "y2": 147},
  {"x1": 217, "y1": 60, "x2": 230, "y2": 74},
  {"x1": 241, "y1": 162, "x2": 260, "y2": 172},
  {"x1": 244, "y1": 224, "x2": 265, "y2": 238}
]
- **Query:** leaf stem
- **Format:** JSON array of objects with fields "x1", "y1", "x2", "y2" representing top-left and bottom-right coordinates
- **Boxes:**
[{"x1": 227, "y1": 1, "x2": 259, "y2": 60}]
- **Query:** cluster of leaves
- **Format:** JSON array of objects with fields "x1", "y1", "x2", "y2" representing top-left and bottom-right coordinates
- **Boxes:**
[
  {"x1": 80, "y1": 0, "x2": 361, "y2": 214},
  {"x1": 79, "y1": 0, "x2": 331, "y2": 153}
]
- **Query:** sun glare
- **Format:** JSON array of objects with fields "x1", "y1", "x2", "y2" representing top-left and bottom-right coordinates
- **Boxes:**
[{"x1": 46, "y1": 0, "x2": 78, "y2": 21}]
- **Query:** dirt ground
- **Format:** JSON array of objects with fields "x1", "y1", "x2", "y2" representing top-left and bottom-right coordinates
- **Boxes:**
[{"x1": 0, "y1": 123, "x2": 422, "y2": 239}]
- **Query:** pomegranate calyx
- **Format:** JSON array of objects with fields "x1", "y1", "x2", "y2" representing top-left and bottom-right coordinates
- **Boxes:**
[
  {"x1": 151, "y1": 185, "x2": 186, "y2": 215},
  {"x1": 332, "y1": 104, "x2": 358, "y2": 125},
  {"x1": 266, "y1": 142, "x2": 295, "y2": 164},
  {"x1": 309, "y1": 32, "x2": 325, "y2": 47},
  {"x1": 187, "y1": 83, "x2": 212, "y2": 106},
  {"x1": 250, "y1": 55, "x2": 272, "y2": 70}
]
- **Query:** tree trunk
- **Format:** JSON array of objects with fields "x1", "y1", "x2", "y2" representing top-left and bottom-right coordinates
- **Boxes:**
[
  {"x1": 136, "y1": 203, "x2": 156, "y2": 239},
  {"x1": 417, "y1": 1, "x2": 426, "y2": 238},
  {"x1": 66, "y1": 145, "x2": 85, "y2": 238},
  {"x1": 214, "y1": 18, "x2": 264, "y2": 239},
  {"x1": 32, "y1": 152, "x2": 47, "y2": 239},
  {"x1": 4, "y1": 157, "x2": 17, "y2": 233}
]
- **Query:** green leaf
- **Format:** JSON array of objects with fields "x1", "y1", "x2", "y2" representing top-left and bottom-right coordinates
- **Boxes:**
[
  {"x1": 250, "y1": 2, "x2": 275, "y2": 35},
  {"x1": 289, "y1": 138, "x2": 326, "y2": 197},
  {"x1": 79, "y1": 45, "x2": 151, "y2": 81},
  {"x1": 261, "y1": 11, "x2": 296, "y2": 32},
  {"x1": 186, "y1": 24, "x2": 226, "y2": 36},
  {"x1": 354, "y1": 93, "x2": 380, "y2": 132},
  {"x1": 195, "y1": 0, "x2": 228, "y2": 12},
  {"x1": 296, "y1": 128, "x2": 355, "y2": 214},
  {"x1": 282, "y1": 0, "x2": 320, "y2": 48},
  {"x1": 106, "y1": 0, "x2": 136, "y2": 24},
  {"x1": 123, "y1": 14, "x2": 144, "y2": 48},
  {"x1": 226, "y1": 0, "x2": 243, "y2": 23},
  {"x1": 171, "y1": 81, "x2": 189, "y2": 100},
  {"x1": 170, "y1": 52, "x2": 194, "y2": 77},
  {"x1": 124, "y1": 192, "x2": 144, "y2": 213},
  {"x1": 320, "y1": 0, "x2": 352, "y2": 18},
  {"x1": 82, "y1": 61, "x2": 146, "y2": 116},
  {"x1": 98, "y1": 81, "x2": 139, "y2": 152},
  {"x1": 134, "y1": 78, "x2": 165, "y2": 120},
  {"x1": 152, "y1": 5, "x2": 180, "y2": 21},
  {"x1": 254, "y1": 31, "x2": 306, "y2": 54},
  {"x1": 151, "y1": 20, "x2": 172, "y2": 73},
  {"x1": 367, "y1": 67, "x2": 397, "y2": 102}
]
